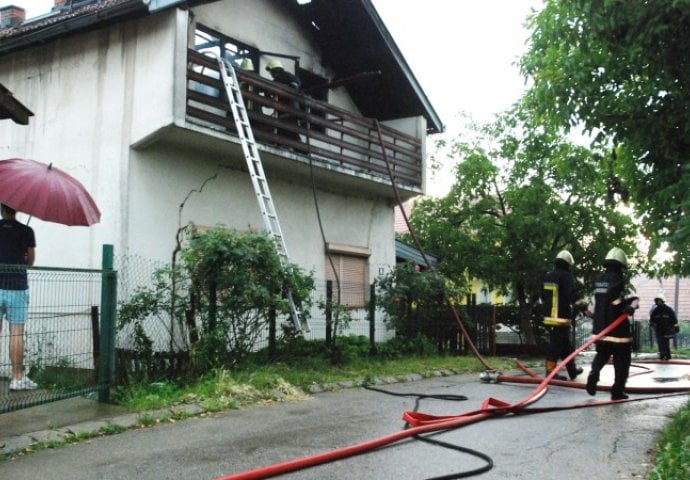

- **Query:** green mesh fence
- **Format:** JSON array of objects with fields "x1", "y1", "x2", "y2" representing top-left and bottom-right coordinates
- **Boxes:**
[{"x1": 1, "y1": 266, "x2": 113, "y2": 414}]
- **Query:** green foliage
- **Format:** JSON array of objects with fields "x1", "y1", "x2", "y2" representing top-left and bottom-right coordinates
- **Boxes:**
[
  {"x1": 413, "y1": 112, "x2": 640, "y2": 342},
  {"x1": 28, "y1": 357, "x2": 92, "y2": 393},
  {"x1": 117, "y1": 227, "x2": 314, "y2": 376},
  {"x1": 375, "y1": 262, "x2": 466, "y2": 342},
  {"x1": 648, "y1": 400, "x2": 690, "y2": 480},
  {"x1": 520, "y1": 0, "x2": 690, "y2": 275},
  {"x1": 374, "y1": 334, "x2": 438, "y2": 359}
]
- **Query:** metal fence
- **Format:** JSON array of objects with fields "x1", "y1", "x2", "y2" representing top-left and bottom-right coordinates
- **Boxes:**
[
  {"x1": 469, "y1": 305, "x2": 690, "y2": 357},
  {"x1": 0, "y1": 249, "x2": 117, "y2": 414},
  {"x1": 113, "y1": 253, "x2": 397, "y2": 382}
]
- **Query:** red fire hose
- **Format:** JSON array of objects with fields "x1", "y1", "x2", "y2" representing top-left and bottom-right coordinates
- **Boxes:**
[
  {"x1": 215, "y1": 122, "x2": 690, "y2": 479},
  {"x1": 215, "y1": 312, "x2": 662, "y2": 480}
]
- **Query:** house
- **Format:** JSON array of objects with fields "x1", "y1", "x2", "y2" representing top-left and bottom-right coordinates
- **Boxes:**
[
  {"x1": 631, "y1": 275, "x2": 689, "y2": 322},
  {"x1": 0, "y1": 0, "x2": 442, "y2": 307}
]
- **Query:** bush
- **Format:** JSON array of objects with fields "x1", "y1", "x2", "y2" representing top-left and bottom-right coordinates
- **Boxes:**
[
  {"x1": 118, "y1": 228, "x2": 314, "y2": 379},
  {"x1": 375, "y1": 262, "x2": 467, "y2": 347}
]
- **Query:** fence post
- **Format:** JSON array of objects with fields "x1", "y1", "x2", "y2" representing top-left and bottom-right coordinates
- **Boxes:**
[
  {"x1": 325, "y1": 280, "x2": 333, "y2": 345},
  {"x1": 368, "y1": 283, "x2": 376, "y2": 355},
  {"x1": 268, "y1": 305, "x2": 276, "y2": 359},
  {"x1": 98, "y1": 244, "x2": 117, "y2": 403}
]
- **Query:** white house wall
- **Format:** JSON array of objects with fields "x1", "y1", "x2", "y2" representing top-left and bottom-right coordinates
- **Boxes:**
[
  {"x1": 1, "y1": 1, "x2": 402, "y2": 282},
  {"x1": 128, "y1": 142, "x2": 396, "y2": 283},
  {"x1": 0, "y1": 13, "x2": 178, "y2": 269}
]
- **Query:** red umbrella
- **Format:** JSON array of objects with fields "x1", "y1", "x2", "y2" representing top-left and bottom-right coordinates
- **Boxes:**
[{"x1": 0, "y1": 158, "x2": 101, "y2": 226}]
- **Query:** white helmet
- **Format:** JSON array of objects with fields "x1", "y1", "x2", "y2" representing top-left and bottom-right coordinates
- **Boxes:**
[
  {"x1": 556, "y1": 250, "x2": 574, "y2": 266},
  {"x1": 654, "y1": 291, "x2": 666, "y2": 302},
  {"x1": 605, "y1": 247, "x2": 628, "y2": 268}
]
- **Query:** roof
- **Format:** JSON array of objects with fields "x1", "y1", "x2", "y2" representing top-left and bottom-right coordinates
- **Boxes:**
[
  {"x1": 0, "y1": 82, "x2": 33, "y2": 124},
  {"x1": 395, "y1": 240, "x2": 438, "y2": 268},
  {"x1": 287, "y1": 0, "x2": 443, "y2": 134},
  {"x1": 0, "y1": 0, "x2": 443, "y2": 134}
]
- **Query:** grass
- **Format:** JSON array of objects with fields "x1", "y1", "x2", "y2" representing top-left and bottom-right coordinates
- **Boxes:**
[
  {"x1": 647, "y1": 399, "x2": 690, "y2": 480},
  {"x1": 115, "y1": 354, "x2": 521, "y2": 412}
]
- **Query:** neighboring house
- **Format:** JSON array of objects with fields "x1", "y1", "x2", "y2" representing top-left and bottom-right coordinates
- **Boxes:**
[
  {"x1": 0, "y1": 0, "x2": 442, "y2": 307},
  {"x1": 394, "y1": 199, "x2": 504, "y2": 305},
  {"x1": 631, "y1": 275, "x2": 689, "y2": 322}
]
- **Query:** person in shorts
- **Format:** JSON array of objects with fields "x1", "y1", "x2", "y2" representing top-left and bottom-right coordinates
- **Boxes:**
[{"x1": 0, "y1": 204, "x2": 37, "y2": 391}]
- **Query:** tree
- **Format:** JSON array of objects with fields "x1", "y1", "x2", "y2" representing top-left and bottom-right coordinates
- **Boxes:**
[
  {"x1": 520, "y1": 0, "x2": 690, "y2": 275},
  {"x1": 410, "y1": 111, "x2": 638, "y2": 344}
]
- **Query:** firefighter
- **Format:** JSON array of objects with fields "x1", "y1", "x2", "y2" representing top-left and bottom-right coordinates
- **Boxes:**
[
  {"x1": 586, "y1": 247, "x2": 639, "y2": 400},
  {"x1": 542, "y1": 250, "x2": 588, "y2": 380},
  {"x1": 649, "y1": 292, "x2": 679, "y2": 360},
  {"x1": 265, "y1": 59, "x2": 301, "y2": 142}
]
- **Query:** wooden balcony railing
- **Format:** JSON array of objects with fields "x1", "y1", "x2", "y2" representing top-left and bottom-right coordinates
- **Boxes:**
[{"x1": 186, "y1": 49, "x2": 423, "y2": 191}]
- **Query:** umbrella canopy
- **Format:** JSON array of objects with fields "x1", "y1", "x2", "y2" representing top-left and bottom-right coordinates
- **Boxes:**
[{"x1": 0, "y1": 158, "x2": 100, "y2": 226}]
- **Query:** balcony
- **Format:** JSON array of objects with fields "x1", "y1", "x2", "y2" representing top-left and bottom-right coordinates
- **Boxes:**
[{"x1": 185, "y1": 49, "x2": 424, "y2": 197}]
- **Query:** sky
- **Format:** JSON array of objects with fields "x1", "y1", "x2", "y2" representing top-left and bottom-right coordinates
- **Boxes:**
[{"x1": 3, "y1": 0, "x2": 543, "y2": 194}]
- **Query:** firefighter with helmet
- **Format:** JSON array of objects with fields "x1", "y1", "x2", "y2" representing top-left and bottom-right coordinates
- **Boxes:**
[
  {"x1": 586, "y1": 247, "x2": 639, "y2": 400},
  {"x1": 649, "y1": 291, "x2": 679, "y2": 360},
  {"x1": 542, "y1": 250, "x2": 588, "y2": 380},
  {"x1": 265, "y1": 59, "x2": 302, "y2": 141}
]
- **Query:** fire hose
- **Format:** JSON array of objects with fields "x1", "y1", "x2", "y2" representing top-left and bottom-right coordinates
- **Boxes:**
[
  {"x1": 215, "y1": 311, "x2": 669, "y2": 480},
  {"x1": 214, "y1": 120, "x2": 690, "y2": 479}
]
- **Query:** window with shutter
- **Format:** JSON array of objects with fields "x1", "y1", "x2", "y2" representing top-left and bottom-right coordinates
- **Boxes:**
[{"x1": 325, "y1": 243, "x2": 370, "y2": 308}]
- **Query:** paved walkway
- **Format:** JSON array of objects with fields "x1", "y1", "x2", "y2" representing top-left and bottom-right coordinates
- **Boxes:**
[{"x1": 1, "y1": 352, "x2": 688, "y2": 471}]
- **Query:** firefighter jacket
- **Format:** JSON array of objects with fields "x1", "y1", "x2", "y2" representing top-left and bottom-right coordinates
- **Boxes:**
[
  {"x1": 650, "y1": 302, "x2": 678, "y2": 337},
  {"x1": 592, "y1": 264, "x2": 631, "y2": 342},
  {"x1": 542, "y1": 262, "x2": 578, "y2": 327}
]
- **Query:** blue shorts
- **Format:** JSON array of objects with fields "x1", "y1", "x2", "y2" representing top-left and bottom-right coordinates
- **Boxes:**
[{"x1": 0, "y1": 289, "x2": 29, "y2": 325}]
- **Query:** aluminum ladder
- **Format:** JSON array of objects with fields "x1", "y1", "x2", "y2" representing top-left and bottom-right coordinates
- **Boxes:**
[{"x1": 217, "y1": 57, "x2": 309, "y2": 333}]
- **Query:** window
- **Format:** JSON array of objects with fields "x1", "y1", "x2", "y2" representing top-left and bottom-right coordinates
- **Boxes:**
[
  {"x1": 194, "y1": 25, "x2": 259, "y2": 73},
  {"x1": 325, "y1": 243, "x2": 370, "y2": 308}
]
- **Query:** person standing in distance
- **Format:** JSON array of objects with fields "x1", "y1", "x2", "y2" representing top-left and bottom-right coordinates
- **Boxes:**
[
  {"x1": 586, "y1": 247, "x2": 638, "y2": 401},
  {"x1": 542, "y1": 250, "x2": 588, "y2": 380},
  {"x1": 0, "y1": 204, "x2": 37, "y2": 390},
  {"x1": 649, "y1": 292, "x2": 679, "y2": 360}
]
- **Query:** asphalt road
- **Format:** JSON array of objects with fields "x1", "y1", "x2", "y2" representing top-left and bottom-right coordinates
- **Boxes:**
[{"x1": 1, "y1": 371, "x2": 687, "y2": 480}]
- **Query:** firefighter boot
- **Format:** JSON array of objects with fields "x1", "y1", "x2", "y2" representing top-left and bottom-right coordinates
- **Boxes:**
[
  {"x1": 586, "y1": 372, "x2": 598, "y2": 396},
  {"x1": 567, "y1": 363, "x2": 584, "y2": 380},
  {"x1": 545, "y1": 360, "x2": 567, "y2": 381}
]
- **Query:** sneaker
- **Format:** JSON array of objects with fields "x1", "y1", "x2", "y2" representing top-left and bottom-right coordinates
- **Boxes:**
[{"x1": 9, "y1": 376, "x2": 38, "y2": 391}]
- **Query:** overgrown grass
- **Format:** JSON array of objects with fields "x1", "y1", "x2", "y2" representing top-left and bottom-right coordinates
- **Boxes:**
[
  {"x1": 113, "y1": 340, "x2": 521, "y2": 412},
  {"x1": 114, "y1": 335, "x2": 491, "y2": 410},
  {"x1": 647, "y1": 399, "x2": 690, "y2": 480}
]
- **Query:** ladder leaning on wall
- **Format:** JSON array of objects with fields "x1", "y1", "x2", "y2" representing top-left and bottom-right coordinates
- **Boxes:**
[{"x1": 217, "y1": 57, "x2": 310, "y2": 333}]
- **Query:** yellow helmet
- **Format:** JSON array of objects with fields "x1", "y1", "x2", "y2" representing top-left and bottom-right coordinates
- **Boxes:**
[
  {"x1": 239, "y1": 58, "x2": 254, "y2": 71},
  {"x1": 556, "y1": 250, "x2": 574, "y2": 266},
  {"x1": 265, "y1": 59, "x2": 284, "y2": 71},
  {"x1": 605, "y1": 247, "x2": 628, "y2": 268}
]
